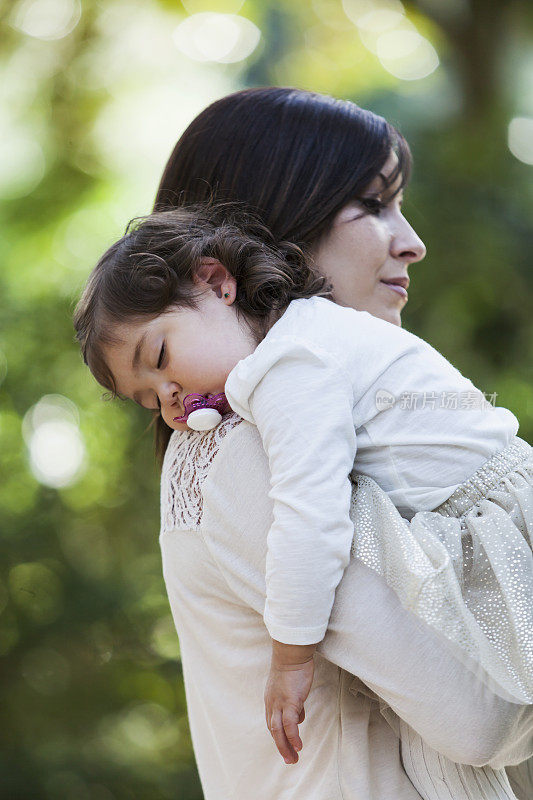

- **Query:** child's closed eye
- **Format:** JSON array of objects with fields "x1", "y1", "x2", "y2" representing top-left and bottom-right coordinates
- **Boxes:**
[{"x1": 157, "y1": 341, "x2": 166, "y2": 369}]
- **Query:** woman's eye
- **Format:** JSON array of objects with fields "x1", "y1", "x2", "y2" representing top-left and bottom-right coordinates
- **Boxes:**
[
  {"x1": 157, "y1": 342, "x2": 166, "y2": 369},
  {"x1": 360, "y1": 197, "x2": 386, "y2": 215}
]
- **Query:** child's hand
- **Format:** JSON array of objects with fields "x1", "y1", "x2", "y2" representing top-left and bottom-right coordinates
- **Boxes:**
[{"x1": 264, "y1": 640, "x2": 317, "y2": 765}]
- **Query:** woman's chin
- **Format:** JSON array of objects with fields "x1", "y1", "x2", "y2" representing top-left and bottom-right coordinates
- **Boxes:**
[
  {"x1": 368, "y1": 303, "x2": 403, "y2": 327},
  {"x1": 384, "y1": 309, "x2": 402, "y2": 327}
]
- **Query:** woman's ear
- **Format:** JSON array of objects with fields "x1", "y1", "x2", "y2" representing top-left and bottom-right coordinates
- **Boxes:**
[{"x1": 195, "y1": 258, "x2": 237, "y2": 303}]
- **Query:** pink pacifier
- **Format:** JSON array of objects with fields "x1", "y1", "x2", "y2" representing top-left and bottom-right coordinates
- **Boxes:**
[{"x1": 173, "y1": 393, "x2": 231, "y2": 431}]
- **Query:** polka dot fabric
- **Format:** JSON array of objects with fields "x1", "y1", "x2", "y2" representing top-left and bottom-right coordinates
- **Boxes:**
[{"x1": 350, "y1": 437, "x2": 533, "y2": 705}]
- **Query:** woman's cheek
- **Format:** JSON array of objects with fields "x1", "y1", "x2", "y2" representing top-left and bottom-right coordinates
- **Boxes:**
[
  {"x1": 361, "y1": 214, "x2": 386, "y2": 241},
  {"x1": 365, "y1": 220, "x2": 391, "y2": 266}
]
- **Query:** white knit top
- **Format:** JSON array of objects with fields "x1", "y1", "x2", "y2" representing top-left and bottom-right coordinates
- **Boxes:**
[{"x1": 224, "y1": 296, "x2": 519, "y2": 644}]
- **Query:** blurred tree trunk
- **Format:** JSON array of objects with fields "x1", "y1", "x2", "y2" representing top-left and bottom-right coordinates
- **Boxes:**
[
  {"x1": 427, "y1": 0, "x2": 507, "y2": 123},
  {"x1": 412, "y1": 0, "x2": 531, "y2": 171}
]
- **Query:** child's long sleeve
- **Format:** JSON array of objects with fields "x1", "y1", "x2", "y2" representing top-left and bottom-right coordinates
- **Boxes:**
[{"x1": 225, "y1": 336, "x2": 357, "y2": 645}]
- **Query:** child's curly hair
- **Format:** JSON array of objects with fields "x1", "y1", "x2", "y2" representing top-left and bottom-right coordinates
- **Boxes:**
[{"x1": 73, "y1": 203, "x2": 331, "y2": 461}]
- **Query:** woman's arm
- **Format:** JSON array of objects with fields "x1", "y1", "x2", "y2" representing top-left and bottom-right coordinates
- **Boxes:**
[
  {"x1": 201, "y1": 421, "x2": 533, "y2": 768},
  {"x1": 324, "y1": 558, "x2": 532, "y2": 767}
]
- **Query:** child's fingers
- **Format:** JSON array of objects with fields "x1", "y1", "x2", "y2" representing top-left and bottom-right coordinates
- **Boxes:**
[
  {"x1": 282, "y1": 706, "x2": 303, "y2": 752},
  {"x1": 269, "y1": 710, "x2": 299, "y2": 764}
]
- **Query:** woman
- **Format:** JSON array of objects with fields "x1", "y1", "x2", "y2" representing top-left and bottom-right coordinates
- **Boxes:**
[{"x1": 154, "y1": 89, "x2": 532, "y2": 798}]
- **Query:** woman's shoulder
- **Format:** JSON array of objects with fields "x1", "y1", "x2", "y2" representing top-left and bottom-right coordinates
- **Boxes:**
[{"x1": 160, "y1": 412, "x2": 245, "y2": 533}]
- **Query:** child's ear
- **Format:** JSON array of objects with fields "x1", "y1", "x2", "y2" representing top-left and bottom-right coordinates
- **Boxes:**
[{"x1": 195, "y1": 258, "x2": 237, "y2": 303}]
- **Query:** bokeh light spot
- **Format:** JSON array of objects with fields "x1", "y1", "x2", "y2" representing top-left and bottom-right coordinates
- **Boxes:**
[
  {"x1": 97, "y1": 703, "x2": 180, "y2": 764},
  {"x1": 23, "y1": 393, "x2": 79, "y2": 433},
  {"x1": 11, "y1": 0, "x2": 81, "y2": 41},
  {"x1": 182, "y1": 0, "x2": 245, "y2": 12},
  {"x1": 377, "y1": 28, "x2": 420, "y2": 59},
  {"x1": 342, "y1": 0, "x2": 404, "y2": 27},
  {"x1": 377, "y1": 30, "x2": 439, "y2": 80},
  {"x1": 0, "y1": 129, "x2": 46, "y2": 200},
  {"x1": 357, "y1": 8, "x2": 404, "y2": 33},
  {"x1": 150, "y1": 616, "x2": 181, "y2": 660},
  {"x1": 29, "y1": 420, "x2": 85, "y2": 488},
  {"x1": 173, "y1": 13, "x2": 261, "y2": 63},
  {"x1": 123, "y1": 703, "x2": 179, "y2": 751},
  {"x1": 23, "y1": 395, "x2": 86, "y2": 489},
  {"x1": 508, "y1": 117, "x2": 533, "y2": 165}
]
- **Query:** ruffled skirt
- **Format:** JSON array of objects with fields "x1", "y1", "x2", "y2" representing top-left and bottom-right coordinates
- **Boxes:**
[{"x1": 350, "y1": 436, "x2": 533, "y2": 706}]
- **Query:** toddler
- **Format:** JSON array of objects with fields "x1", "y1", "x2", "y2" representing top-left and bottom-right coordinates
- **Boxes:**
[{"x1": 74, "y1": 205, "x2": 533, "y2": 776}]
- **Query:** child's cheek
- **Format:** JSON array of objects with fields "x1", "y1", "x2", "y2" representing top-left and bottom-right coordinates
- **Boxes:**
[
  {"x1": 161, "y1": 409, "x2": 188, "y2": 432},
  {"x1": 173, "y1": 421, "x2": 189, "y2": 432}
]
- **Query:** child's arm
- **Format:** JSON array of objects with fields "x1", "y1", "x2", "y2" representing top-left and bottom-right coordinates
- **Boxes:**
[
  {"x1": 226, "y1": 338, "x2": 357, "y2": 762},
  {"x1": 226, "y1": 339, "x2": 357, "y2": 646},
  {"x1": 264, "y1": 640, "x2": 317, "y2": 764}
]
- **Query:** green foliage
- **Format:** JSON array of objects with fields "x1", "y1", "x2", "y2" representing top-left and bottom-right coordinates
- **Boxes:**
[{"x1": 1, "y1": 1, "x2": 532, "y2": 797}]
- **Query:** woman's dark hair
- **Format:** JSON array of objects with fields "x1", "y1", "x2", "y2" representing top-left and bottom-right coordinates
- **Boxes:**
[
  {"x1": 73, "y1": 204, "x2": 329, "y2": 462},
  {"x1": 155, "y1": 87, "x2": 411, "y2": 247}
]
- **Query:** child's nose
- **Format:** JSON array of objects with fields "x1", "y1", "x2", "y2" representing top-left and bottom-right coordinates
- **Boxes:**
[{"x1": 161, "y1": 382, "x2": 181, "y2": 406}]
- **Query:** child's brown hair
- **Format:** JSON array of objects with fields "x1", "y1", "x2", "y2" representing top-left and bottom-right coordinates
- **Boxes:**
[{"x1": 73, "y1": 204, "x2": 330, "y2": 462}]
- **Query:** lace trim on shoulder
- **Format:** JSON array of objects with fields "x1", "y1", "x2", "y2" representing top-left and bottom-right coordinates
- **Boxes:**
[{"x1": 160, "y1": 413, "x2": 243, "y2": 533}]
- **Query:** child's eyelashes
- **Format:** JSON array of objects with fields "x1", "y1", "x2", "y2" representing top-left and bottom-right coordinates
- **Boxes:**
[{"x1": 157, "y1": 341, "x2": 166, "y2": 369}]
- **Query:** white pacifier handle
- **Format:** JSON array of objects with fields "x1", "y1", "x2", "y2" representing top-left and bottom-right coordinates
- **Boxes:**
[{"x1": 186, "y1": 407, "x2": 223, "y2": 431}]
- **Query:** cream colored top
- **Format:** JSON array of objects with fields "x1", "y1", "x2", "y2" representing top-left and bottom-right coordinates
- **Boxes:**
[{"x1": 159, "y1": 416, "x2": 532, "y2": 800}]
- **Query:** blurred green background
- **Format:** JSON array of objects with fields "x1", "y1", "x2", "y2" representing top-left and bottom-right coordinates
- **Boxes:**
[{"x1": 1, "y1": 0, "x2": 532, "y2": 797}]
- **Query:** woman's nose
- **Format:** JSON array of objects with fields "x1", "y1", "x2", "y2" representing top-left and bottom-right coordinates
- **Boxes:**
[{"x1": 391, "y1": 217, "x2": 426, "y2": 264}]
